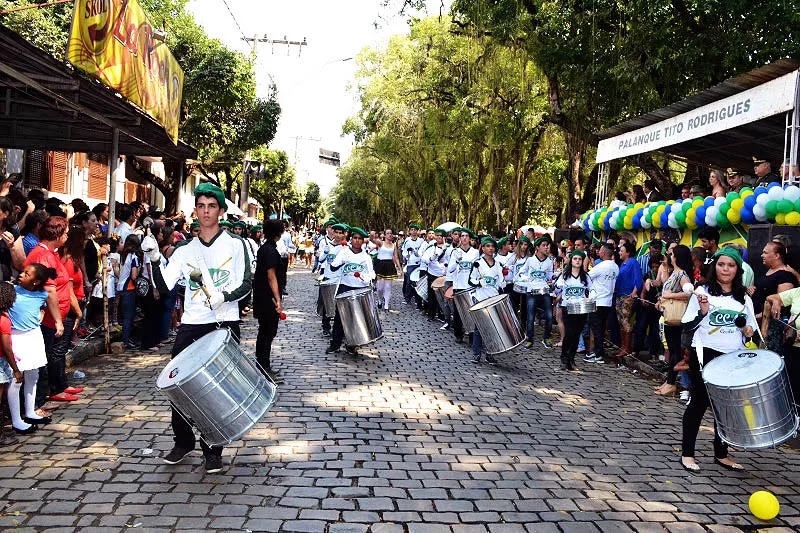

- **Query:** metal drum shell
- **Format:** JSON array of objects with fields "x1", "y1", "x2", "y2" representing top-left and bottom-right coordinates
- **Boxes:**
[
  {"x1": 703, "y1": 349, "x2": 799, "y2": 449},
  {"x1": 469, "y1": 294, "x2": 525, "y2": 355},
  {"x1": 414, "y1": 277, "x2": 429, "y2": 302},
  {"x1": 566, "y1": 299, "x2": 597, "y2": 315},
  {"x1": 528, "y1": 286, "x2": 550, "y2": 296},
  {"x1": 335, "y1": 287, "x2": 384, "y2": 346},
  {"x1": 156, "y1": 329, "x2": 277, "y2": 447},
  {"x1": 452, "y1": 288, "x2": 478, "y2": 332},
  {"x1": 319, "y1": 282, "x2": 337, "y2": 316},
  {"x1": 512, "y1": 283, "x2": 529, "y2": 294}
]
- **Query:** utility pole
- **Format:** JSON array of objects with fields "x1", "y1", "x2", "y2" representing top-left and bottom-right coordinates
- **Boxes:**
[{"x1": 242, "y1": 35, "x2": 308, "y2": 57}]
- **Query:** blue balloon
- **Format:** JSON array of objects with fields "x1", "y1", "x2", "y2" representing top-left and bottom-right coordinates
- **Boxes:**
[
  {"x1": 696, "y1": 206, "x2": 706, "y2": 220},
  {"x1": 743, "y1": 195, "x2": 757, "y2": 209},
  {"x1": 695, "y1": 215, "x2": 706, "y2": 228},
  {"x1": 660, "y1": 211, "x2": 669, "y2": 227},
  {"x1": 754, "y1": 186, "x2": 768, "y2": 197},
  {"x1": 768, "y1": 182, "x2": 781, "y2": 189},
  {"x1": 704, "y1": 197, "x2": 715, "y2": 207},
  {"x1": 741, "y1": 210, "x2": 756, "y2": 225}
]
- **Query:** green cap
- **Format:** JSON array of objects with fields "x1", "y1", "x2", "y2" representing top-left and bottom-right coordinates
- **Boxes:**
[
  {"x1": 713, "y1": 247, "x2": 743, "y2": 267},
  {"x1": 497, "y1": 237, "x2": 509, "y2": 247},
  {"x1": 434, "y1": 228, "x2": 447, "y2": 236},
  {"x1": 234, "y1": 220, "x2": 247, "y2": 229},
  {"x1": 350, "y1": 227, "x2": 368, "y2": 238},
  {"x1": 331, "y1": 223, "x2": 348, "y2": 232},
  {"x1": 408, "y1": 223, "x2": 422, "y2": 230},
  {"x1": 534, "y1": 235, "x2": 552, "y2": 247},
  {"x1": 480, "y1": 236, "x2": 497, "y2": 248},
  {"x1": 461, "y1": 228, "x2": 477, "y2": 239},
  {"x1": 220, "y1": 220, "x2": 233, "y2": 228},
  {"x1": 324, "y1": 219, "x2": 337, "y2": 227},
  {"x1": 189, "y1": 220, "x2": 200, "y2": 229},
  {"x1": 569, "y1": 249, "x2": 586, "y2": 260},
  {"x1": 194, "y1": 182, "x2": 227, "y2": 211},
  {"x1": 518, "y1": 235, "x2": 531, "y2": 245},
  {"x1": 426, "y1": 228, "x2": 434, "y2": 233}
]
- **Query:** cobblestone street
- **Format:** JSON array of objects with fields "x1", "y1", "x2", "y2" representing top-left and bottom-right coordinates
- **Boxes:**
[{"x1": 1, "y1": 267, "x2": 799, "y2": 532}]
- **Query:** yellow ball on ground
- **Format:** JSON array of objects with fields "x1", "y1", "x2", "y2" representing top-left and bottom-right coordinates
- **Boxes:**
[{"x1": 749, "y1": 491, "x2": 780, "y2": 520}]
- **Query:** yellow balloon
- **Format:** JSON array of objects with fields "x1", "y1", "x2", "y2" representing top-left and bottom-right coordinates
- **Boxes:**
[
  {"x1": 693, "y1": 198, "x2": 703, "y2": 208},
  {"x1": 728, "y1": 210, "x2": 741, "y2": 224},
  {"x1": 732, "y1": 199, "x2": 744, "y2": 210},
  {"x1": 776, "y1": 213, "x2": 787, "y2": 225},
  {"x1": 687, "y1": 218, "x2": 697, "y2": 230},
  {"x1": 741, "y1": 189, "x2": 754, "y2": 198},
  {"x1": 666, "y1": 200, "x2": 674, "y2": 205},
  {"x1": 787, "y1": 212, "x2": 800, "y2": 225},
  {"x1": 687, "y1": 208, "x2": 696, "y2": 221},
  {"x1": 749, "y1": 491, "x2": 780, "y2": 521}
]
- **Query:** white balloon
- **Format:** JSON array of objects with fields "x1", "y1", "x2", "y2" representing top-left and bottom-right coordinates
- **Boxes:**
[
  {"x1": 768, "y1": 186, "x2": 784, "y2": 201},
  {"x1": 707, "y1": 206, "x2": 719, "y2": 218},
  {"x1": 670, "y1": 202, "x2": 681, "y2": 214},
  {"x1": 785, "y1": 185, "x2": 800, "y2": 202},
  {"x1": 753, "y1": 204, "x2": 767, "y2": 222},
  {"x1": 756, "y1": 192, "x2": 770, "y2": 206},
  {"x1": 640, "y1": 218, "x2": 651, "y2": 229},
  {"x1": 667, "y1": 212, "x2": 678, "y2": 228},
  {"x1": 714, "y1": 197, "x2": 726, "y2": 207}
]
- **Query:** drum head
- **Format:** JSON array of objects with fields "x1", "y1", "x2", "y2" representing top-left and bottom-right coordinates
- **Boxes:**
[
  {"x1": 335, "y1": 287, "x2": 373, "y2": 299},
  {"x1": 702, "y1": 349, "x2": 784, "y2": 387},
  {"x1": 410, "y1": 269, "x2": 421, "y2": 282},
  {"x1": 432, "y1": 277, "x2": 446, "y2": 289},
  {"x1": 470, "y1": 294, "x2": 506, "y2": 311},
  {"x1": 156, "y1": 329, "x2": 231, "y2": 389}
]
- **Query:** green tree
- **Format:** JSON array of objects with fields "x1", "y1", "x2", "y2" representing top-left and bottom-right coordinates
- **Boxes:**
[{"x1": 249, "y1": 148, "x2": 296, "y2": 219}]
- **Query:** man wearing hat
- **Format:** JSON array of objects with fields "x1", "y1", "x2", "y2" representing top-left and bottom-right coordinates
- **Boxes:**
[
  {"x1": 447, "y1": 227, "x2": 479, "y2": 343},
  {"x1": 325, "y1": 227, "x2": 375, "y2": 355},
  {"x1": 420, "y1": 228, "x2": 450, "y2": 320},
  {"x1": 753, "y1": 156, "x2": 779, "y2": 187},
  {"x1": 142, "y1": 183, "x2": 253, "y2": 474},
  {"x1": 496, "y1": 237, "x2": 515, "y2": 293},
  {"x1": 726, "y1": 169, "x2": 745, "y2": 193},
  {"x1": 401, "y1": 224, "x2": 424, "y2": 306},
  {"x1": 522, "y1": 235, "x2": 555, "y2": 349},
  {"x1": 317, "y1": 221, "x2": 346, "y2": 337},
  {"x1": 189, "y1": 220, "x2": 201, "y2": 239}
]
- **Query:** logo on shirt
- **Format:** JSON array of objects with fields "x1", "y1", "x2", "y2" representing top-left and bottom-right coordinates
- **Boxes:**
[
  {"x1": 343, "y1": 263, "x2": 363, "y2": 274},
  {"x1": 531, "y1": 270, "x2": 546, "y2": 279},
  {"x1": 458, "y1": 261, "x2": 473, "y2": 270},
  {"x1": 483, "y1": 275, "x2": 498, "y2": 287},
  {"x1": 188, "y1": 268, "x2": 230, "y2": 291},
  {"x1": 565, "y1": 287, "x2": 585, "y2": 297},
  {"x1": 708, "y1": 309, "x2": 742, "y2": 327}
]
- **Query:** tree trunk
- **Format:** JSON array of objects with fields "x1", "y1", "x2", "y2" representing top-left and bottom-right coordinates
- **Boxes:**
[
  {"x1": 564, "y1": 134, "x2": 585, "y2": 225},
  {"x1": 635, "y1": 154, "x2": 673, "y2": 195}
]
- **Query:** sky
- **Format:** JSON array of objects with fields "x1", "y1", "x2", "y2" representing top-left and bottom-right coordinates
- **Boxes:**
[{"x1": 187, "y1": 0, "x2": 450, "y2": 197}]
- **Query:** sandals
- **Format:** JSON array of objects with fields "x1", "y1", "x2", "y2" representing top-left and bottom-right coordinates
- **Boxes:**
[
  {"x1": 680, "y1": 457, "x2": 700, "y2": 473},
  {"x1": 714, "y1": 458, "x2": 745, "y2": 471}
]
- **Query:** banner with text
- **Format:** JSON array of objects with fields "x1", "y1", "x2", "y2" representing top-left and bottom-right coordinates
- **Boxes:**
[
  {"x1": 596, "y1": 71, "x2": 798, "y2": 163},
  {"x1": 66, "y1": 0, "x2": 184, "y2": 144}
]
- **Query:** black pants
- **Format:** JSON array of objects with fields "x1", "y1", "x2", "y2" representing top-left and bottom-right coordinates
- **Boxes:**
[
  {"x1": 588, "y1": 306, "x2": 610, "y2": 359},
  {"x1": 664, "y1": 324, "x2": 682, "y2": 385},
  {"x1": 787, "y1": 347, "x2": 800, "y2": 405},
  {"x1": 509, "y1": 288, "x2": 527, "y2": 328},
  {"x1": 170, "y1": 321, "x2": 240, "y2": 458},
  {"x1": 426, "y1": 273, "x2": 440, "y2": 318},
  {"x1": 140, "y1": 293, "x2": 162, "y2": 350},
  {"x1": 452, "y1": 302, "x2": 464, "y2": 340},
  {"x1": 561, "y1": 313, "x2": 587, "y2": 364},
  {"x1": 38, "y1": 316, "x2": 76, "y2": 405},
  {"x1": 256, "y1": 314, "x2": 279, "y2": 372},
  {"x1": 402, "y1": 265, "x2": 417, "y2": 303},
  {"x1": 634, "y1": 302, "x2": 661, "y2": 355},
  {"x1": 682, "y1": 347, "x2": 728, "y2": 459}
]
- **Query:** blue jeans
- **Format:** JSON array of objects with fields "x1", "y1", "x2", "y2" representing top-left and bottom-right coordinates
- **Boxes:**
[
  {"x1": 119, "y1": 289, "x2": 137, "y2": 346},
  {"x1": 161, "y1": 287, "x2": 178, "y2": 341},
  {"x1": 471, "y1": 327, "x2": 482, "y2": 357},
  {"x1": 526, "y1": 294, "x2": 552, "y2": 342}
]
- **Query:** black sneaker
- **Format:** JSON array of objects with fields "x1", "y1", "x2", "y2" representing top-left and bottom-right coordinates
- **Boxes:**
[
  {"x1": 486, "y1": 354, "x2": 497, "y2": 366},
  {"x1": 471, "y1": 355, "x2": 481, "y2": 364},
  {"x1": 345, "y1": 345, "x2": 359, "y2": 355},
  {"x1": 163, "y1": 446, "x2": 192, "y2": 464},
  {"x1": 322, "y1": 330, "x2": 331, "y2": 337},
  {"x1": 325, "y1": 344, "x2": 340, "y2": 354},
  {"x1": 204, "y1": 454, "x2": 223, "y2": 474}
]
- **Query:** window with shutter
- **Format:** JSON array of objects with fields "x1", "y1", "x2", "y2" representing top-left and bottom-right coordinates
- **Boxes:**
[
  {"x1": 48, "y1": 152, "x2": 70, "y2": 194},
  {"x1": 125, "y1": 181, "x2": 137, "y2": 203},
  {"x1": 24, "y1": 150, "x2": 47, "y2": 190},
  {"x1": 88, "y1": 154, "x2": 108, "y2": 200}
]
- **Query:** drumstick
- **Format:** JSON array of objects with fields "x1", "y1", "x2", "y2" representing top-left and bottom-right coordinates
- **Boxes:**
[{"x1": 189, "y1": 270, "x2": 211, "y2": 300}]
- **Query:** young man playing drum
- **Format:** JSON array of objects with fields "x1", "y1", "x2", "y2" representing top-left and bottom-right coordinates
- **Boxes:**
[{"x1": 142, "y1": 183, "x2": 252, "y2": 474}]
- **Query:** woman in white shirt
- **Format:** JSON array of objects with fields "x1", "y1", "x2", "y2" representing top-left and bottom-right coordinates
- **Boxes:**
[
  {"x1": 555, "y1": 250, "x2": 592, "y2": 371},
  {"x1": 374, "y1": 230, "x2": 402, "y2": 312},
  {"x1": 468, "y1": 237, "x2": 505, "y2": 365},
  {"x1": 680, "y1": 248, "x2": 756, "y2": 473}
]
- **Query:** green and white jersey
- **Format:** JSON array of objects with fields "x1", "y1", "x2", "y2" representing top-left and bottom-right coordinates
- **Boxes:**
[
  {"x1": 157, "y1": 229, "x2": 252, "y2": 325},
  {"x1": 447, "y1": 247, "x2": 479, "y2": 290},
  {"x1": 556, "y1": 273, "x2": 591, "y2": 308},
  {"x1": 329, "y1": 247, "x2": 375, "y2": 288}
]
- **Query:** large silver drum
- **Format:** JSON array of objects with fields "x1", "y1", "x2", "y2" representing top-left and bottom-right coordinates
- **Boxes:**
[
  {"x1": 319, "y1": 281, "x2": 337, "y2": 316},
  {"x1": 566, "y1": 299, "x2": 597, "y2": 315},
  {"x1": 335, "y1": 287, "x2": 384, "y2": 346},
  {"x1": 414, "y1": 277, "x2": 429, "y2": 302},
  {"x1": 702, "y1": 349, "x2": 798, "y2": 449},
  {"x1": 453, "y1": 288, "x2": 478, "y2": 332},
  {"x1": 156, "y1": 329, "x2": 277, "y2": 447},
  {"x1": 512, "y1": 282, "x2": 529, "y2": 294},
  {"x1": 469, "y1": 294, "x2": 525, "y2": 355}
]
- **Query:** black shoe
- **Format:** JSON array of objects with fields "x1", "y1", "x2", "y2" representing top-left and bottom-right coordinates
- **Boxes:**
[
  {"x1": 455, "y1": 337, "x2": 464, "y2": 344},
  {"x1": 325, "y1": 344, "x2": 340, "y2": 354},
  {"x1": 13, "y1": 425, "x2": 37, "y2": 435},
  {"x1": 486, "y1": 354, "x2": 497, "y2": 366},
  {"x1": 471, "y1": 355, "x2": 481, "y2": 364},
  {"x1": 322, "y1": 330, "x2": 331, "y2": 337},
  {"x1": 345, "y1": 345, "x2": 359, "y2": 355},
  {"x1": 204, "y1": 454, "x2": 223, "y2": 474},
  {"x1": 714, "y1": 457, "x2": 745, "y2": 471},
  {"x1": 163, "y1": 446, "x2": 192, "y2": 464},
  {"x1": 23, "y1": 415, "x2": 52, "y2": 426}
]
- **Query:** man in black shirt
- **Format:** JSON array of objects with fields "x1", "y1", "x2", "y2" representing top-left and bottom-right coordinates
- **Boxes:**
[{"x1": 253, "y1": 220, "x2": 284, "y2": 380}]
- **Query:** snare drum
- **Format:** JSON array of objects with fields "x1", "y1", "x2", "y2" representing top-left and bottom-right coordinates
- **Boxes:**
[
  {"x1": 513, "y1": 282, "x2": 529, "y2": 294},
  {"x1": 156, "y1": 329, "x2": 277, "y2": 447},
  {"x1": 565, "y1": 299, "x2": 597, "y2": 314}
]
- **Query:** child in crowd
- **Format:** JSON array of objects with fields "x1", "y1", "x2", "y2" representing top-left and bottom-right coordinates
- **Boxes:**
[
  {"x1": 6, "y1": 264, "x2": 59, "y2": 435},
  {"x1": 0, "y1": 282, "x2": 22, "y2": 445}
]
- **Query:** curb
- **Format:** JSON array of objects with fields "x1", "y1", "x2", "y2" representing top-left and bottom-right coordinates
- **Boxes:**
[{"x1": 66, "y1": 331, "x2": 122, "y2": 369}]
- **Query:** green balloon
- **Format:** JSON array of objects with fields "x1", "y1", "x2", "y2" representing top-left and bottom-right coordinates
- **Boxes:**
[
  {"x1": 681, "y1": 201, "x2": 692, "y2": 212},
  {"x1": 740, "y1": 187, "x2": 753, "y2": 195},
  {"x1": 658, "y1": 200, "x2": 666, "y2": 206},
  {"x1": 694, "y1": 196, "x2": 704, "y2": 202},
  {"x1": 726, "y1": 191, "x2": 740, "y2": 203},
  {"x1": 645, "y1": 214, "x2": 652, "y2": 224},
  {"x1": 778, "y1": 199, "x2": 794, "y2": 214},
  {"x1": 716, "y1": 212, "x2": 730, "y2": 228},
  {"x1": 719, "y1": 202, "x2": 730, "y2": 215},
  {"x1": 794, "y1": 199, "x2": 800, "y2": 212},
  {"x1": 675, "y1": 211, "x2": 686, "y2": 227},
  {"x1": 766, "y1": 200, "x2": 778, "y2": 218}
]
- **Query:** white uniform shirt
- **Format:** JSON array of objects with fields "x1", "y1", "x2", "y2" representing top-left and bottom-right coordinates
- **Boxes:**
[
  {"x1": 156, "y1": 230, "x2": 252, "y2": 324},
  {"x1": 448, "y1": 247, "x2": 479, "y2": 290},
  {"x1": 321, "y1": 242, "x2": 344, "y2": 282},
  {"x1": 682, "y1": 290, "x2": 757, "y2": 355},
  {"x1": 523, "y1": 254, "x2": 554, "y2": 292},
  {"x1": 443, "y1": 246, "x2": 457, "y2": 283},
  {"x1": 402, "y1": 237, "x2": 424, "y2": 267},
  {"x1": 469, "y1": 256, "x2": 505, "y2": 301},
  {"x1": 498, "y1": 252, "x2": 516, "y2": 283},
  {"x1": 329, "y1": 247, "x2": 375, "y2": 288},
  {"x1": 587, "y1": 259, "x2": 619, "y2": 307},
  {"x1": 511, "y1": 255, "x2": 531, "y2": 289},
  {"x1": 421, "y1": 243, "x2": 450, "y2": 277},
  {"x1": 416, "y1": 240, "x2": 434, "y2": 272},
  {"x1": 556, "y1": 273, "x2": 592, "y2": 308}
]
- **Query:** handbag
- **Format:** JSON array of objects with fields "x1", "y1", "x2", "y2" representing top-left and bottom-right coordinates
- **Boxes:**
[
  {"x1": 661, "y1": 272, "x2": 689, "y2": 325},
  {"x1": 134, "y1": 276, "x2": 151, "y2": 298}
]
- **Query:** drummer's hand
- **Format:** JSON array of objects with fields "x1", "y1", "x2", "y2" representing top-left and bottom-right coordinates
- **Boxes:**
[
  {"x1": 770, "y1": 298, "x2": 782, "y2": 319},
  {"x1": 273, "y1": 297, "x2": 283, "y2": 314},
  {"x1": 741, "y1": 325, "x2": 754, "y2": 337},
  {"x1": 206, "y1": 291, "x2": 225, "y2": 310},
  {"x1": 697, "y1": 294, "x2": 710, "y2": 315}
]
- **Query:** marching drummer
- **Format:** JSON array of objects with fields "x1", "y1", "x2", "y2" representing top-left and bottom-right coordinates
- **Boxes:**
[
  {"x1": 522, "y1": 235, "x2": 555, "y2": 350},
  {"x1": 468, "y1": 236, "x2": 505, "y2": 364},
  {"x1": 509, "y1": 236, "x2": 532, "y2": 326},
  {"x1": 679, "y1": 248, "x2": 757, "y2": 473},
  {"x1": 316, "y1": 219, "x2": 341, "y2": 338},
  {"x1": 420, "y1": 228, "x2": 450, "y2": 321},
  {"x1": 555, "y1": 250, "x2": 592, "y2": 371},
  {"x1": 325, "y1": 227, "x2": 375, "y2": 355},
  {"x1": 401, "y1": 223, "x2": 424, "y2": 306},
  {"x1": 142, "y1": 183, "x2": 252, "y2": 474},
  {"x1": 447, "y1": 227, "x2": 479, "y2": 344},
  {"x1": 496, "y1": 237, "x2": 515, "y2": 293}
]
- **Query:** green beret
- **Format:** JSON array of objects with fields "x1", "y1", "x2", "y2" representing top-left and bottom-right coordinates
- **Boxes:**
[
  {"x1": 426, "y1": 228, "x2": 434, "y2": 233},
  {"x1": 324, "y1": 219, "x2": 337, "y2": 227},
  {"x1": 480, "y1": 236, "x2": 497, "y2": 248},
  {"x1": 518, "y1": 235, "x2": 531, "y2": 245},
  {"x1": 434, "y1": 228, "x2": 447, "y2": 236},
  {"x1": 569, "y1": 249, "x2": 586, "y2": 260},
  {"x1": 534, "y1": 235, "x2": 552, "y2": 247},
  {"x1": 194, "y1": 182, "x2": 227, "y2": 210},
  {"x1": 713, "y1": 247, "x2": 743, "y2": 267},
  {"x1": 219, "y1": 220, "x2": 232, "y2": 228},
  {"x1": 234, "y1": 221, "x2": 247, "y2": 229},
  {"x1": 461, "y1": 228, "x2": 477, "y2": 239},
  {"x1": 408, "y1": 223, "x2": 422, "y2": 230},
  {"x1": 498, "y1": 237, "x2": 509, "y2": 247},
  {"x1": 253, "y1": 224, "x2": 263, "y2": 231},
  {"x1": 350, "y1": 227, "x2": 368, "y2": 238},
  {"x1": 189, "y1": 220, "x2": 200, "y2": 229},
  {"x1": 331, "y1": 223, "x2": 348, "y2": 232}
]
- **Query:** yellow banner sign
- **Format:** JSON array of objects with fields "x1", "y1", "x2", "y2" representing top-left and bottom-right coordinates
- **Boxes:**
[{"x1": 67, "y1": 0, "x2": 184, "y2": 144}]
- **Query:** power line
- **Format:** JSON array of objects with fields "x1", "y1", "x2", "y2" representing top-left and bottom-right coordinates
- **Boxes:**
[{"x1": 220, "y1": 0, "x2": 247, "y2": 41}]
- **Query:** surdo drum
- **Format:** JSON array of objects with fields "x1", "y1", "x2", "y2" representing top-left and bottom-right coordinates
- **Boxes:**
[
  {"x1": 156, "y1": 329, "x2": 277, "y2": 447},
  {"x1": 469, "y1": 294, "x2": 525, "y2": 355},
  {"x1": 335, "y1": 287, "x2": 384, "y2": 346}
]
